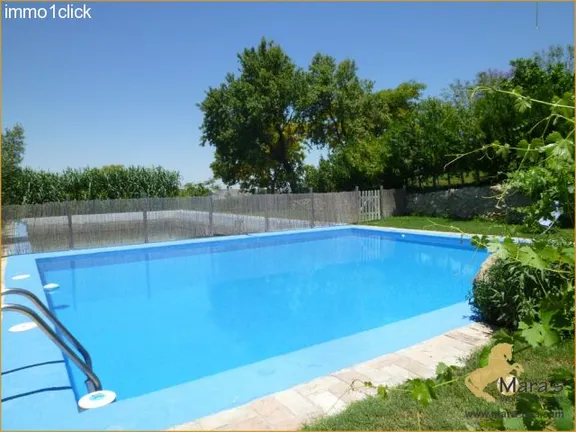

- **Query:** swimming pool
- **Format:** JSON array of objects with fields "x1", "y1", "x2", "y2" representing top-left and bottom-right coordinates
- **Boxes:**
[{"x1": 2, "y1": 226, "x2": 488, "y2": 430}]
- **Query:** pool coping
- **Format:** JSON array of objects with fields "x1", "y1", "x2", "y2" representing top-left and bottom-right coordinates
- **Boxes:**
[
  {"x1": 169, "y1": 321, "x2": 494, "y2": 431},
  {"x1": 2, "y1": 225, "x2": 494, "y2": 431}
]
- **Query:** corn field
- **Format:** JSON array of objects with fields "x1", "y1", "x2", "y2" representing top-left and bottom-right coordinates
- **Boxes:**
[{"x1": 4, "y1": 166, "x2": 182, "y2": 205}]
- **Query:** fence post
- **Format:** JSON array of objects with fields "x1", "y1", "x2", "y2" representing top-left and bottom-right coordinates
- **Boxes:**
[
  {"x1": 309, "y1": 188, "x2": 315, "y2": 228},
  {"x1": 264, "y1": 194, "x2": 270, "y2": 232},
  {"x1": 400, "y1": 184, "x2": 407, "y2": 216},
  {"x1": 66, "y1": 201, "x2": 74, "y2": 249},
  {"x1": 379, "y1": 186, "x2": 385, "y2": 220},
  {"x1": 355, "y1": 186, "x2": 361, "y2": 223},
  {"x1": 208, "y1": 195, "x2": 214, "y2": 236},
  {"x1": 142, "y1": 196, "x2": 149, "y2": 243}
]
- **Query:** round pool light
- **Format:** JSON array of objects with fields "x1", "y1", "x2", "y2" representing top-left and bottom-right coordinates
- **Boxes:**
[
  {"x1": 43, "y1": 283, "x2": 60, "y2": 290},
  {"x1": 9, "y1": 322, "x2": 38, "y2": 333},
  {"x1": 11, "y1": 274, "x2": 30, "y2": 281},
  {"x1": 78, "y1": 390, "x2": 117, "y2": 410}
]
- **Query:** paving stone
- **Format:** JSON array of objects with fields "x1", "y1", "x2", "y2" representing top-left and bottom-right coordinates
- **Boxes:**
[
  {"x1": 407, "y1": 337, "x2": 468, "y2": 361},
  {"x1": 249, "y1": 397, "x2": 299, "y2": 426},
  {"x1": 437, "y1": 334, "x2": 481, "y2": 352},
  {"x1": 439, "y1": 351, "x2": 469, "y2": 367},
  {"x1": 361, "y1": 353, "x2": 404, "y2": 369},
  {"x1": 331, "y1": 367, "x2": 373, "y2": 386},
  {"x1": 331, "y1": 386, "x2": 371, "y2": 404},
  {"x1": 294, "y1": 375, "x2": 345, "y2": 397},
  {"x1": 445, "y1": 329, "x2": 488, "y2": 347},
  {"x1": 169, "y1": 421, "x2": 204, "y2": 430},
  {"x1": 307, "y1": 390, "x2": 347, "y2": 415},
  {"x1": 467, "y1": 322, "x2": 494, "y2": 336},
  {"x1": 352, "y1": 363, "x2": 419, "y2": 387},
  {"x1": 197, "y1": 407, "x2": 259, "y2": 430},
  {"x1": 274, "y1": 389, "x2": 322, "y2": 419},
  {"x1": 389, "y1": 354, "x2": 436, "y2": 378},
  {"x1": 273, "y1": 417, "x2": 303, "y2": 431},
  {"x1": 214, "y1": 415, "x2": 271, "y2": 431}
]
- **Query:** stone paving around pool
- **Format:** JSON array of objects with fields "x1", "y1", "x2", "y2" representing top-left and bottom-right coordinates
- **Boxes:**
[{"x1": 168, "y1": 322, "x2": 494, "y2": 431}]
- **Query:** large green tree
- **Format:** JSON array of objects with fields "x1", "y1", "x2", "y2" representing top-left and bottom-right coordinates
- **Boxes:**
[
  {"x1": 300, "y1": 54, "x2": 376, "y2": 150},
  {"x1": 448, "y1": 45, "x2": 574, "y2": 177},
  {"x1": 301, "y1": 80, "x2": 426, "y2": 191},
  {"x1": 1, "y1": 124, "x2": 26, "y2": 205},
  {"x1": 199, "y1": 38, "x2": 307, "y2": 193},
  {"x1": 508, "y1": 44, "x2": 574, "y2": 141}
]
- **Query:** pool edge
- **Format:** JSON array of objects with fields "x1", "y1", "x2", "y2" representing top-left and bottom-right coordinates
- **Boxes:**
[{"x1": 2, "y1": 226, "x2": 489, "y2": 430}]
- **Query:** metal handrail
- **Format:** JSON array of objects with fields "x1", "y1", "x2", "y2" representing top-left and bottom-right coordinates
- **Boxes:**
[
  {"x1": 1, "y1": 288, "x2": 93, "y2": 369},
  {"x1": 2, "y1": 300, "x2": 102, "y2": 393}
]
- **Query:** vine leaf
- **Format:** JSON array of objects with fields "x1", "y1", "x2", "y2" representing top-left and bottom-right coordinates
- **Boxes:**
[
  {"x1": 376, "y1": 385, "x2": 389, "y2": 400},
  {"x1": 518, "y1": 317, "x2": 560, "y2": 348},
  {"x1": 519, "y1": 321, "x2": 545, "y2": 347},
  {"x1": 517, "y1": 245, "x2": 546, "y2": 271},
  {"x1": 409, "y1": 378, "x2": 437, "y2": 407},
  {"x1": 435, "y1": 362, "x2": 459, "y2": 383}
]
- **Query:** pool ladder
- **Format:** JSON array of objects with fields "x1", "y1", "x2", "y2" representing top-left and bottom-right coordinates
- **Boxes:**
[{"x1": 1, "y1": 288, "x2": 102, "y2": 393}]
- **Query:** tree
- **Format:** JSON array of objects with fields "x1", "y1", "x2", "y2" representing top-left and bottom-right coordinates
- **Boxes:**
[
  {"x1": 447, "y1": 45, "x2": 574, "y2": 178},
  {"x1": 508, "y1": 44, "x2": 574, "y2": 140},
  {"x1": 179, "y1": 178, "x2": 220, "y2": 197},
  {"x1": 1, "y1": 124, "x2": 26, "y2": 205},
  {"x1": 199, "y1": 38, "x2": 307, "y2": 193},
  {"x1": 302, "y1": 79, "x2": 426, "y2": 191},
  {"x1": 368, "y1": 81, "x2": 426, "y2": 137},
  {"x1": 300, "y1": 54, "x2": 375, "y2": 150}
]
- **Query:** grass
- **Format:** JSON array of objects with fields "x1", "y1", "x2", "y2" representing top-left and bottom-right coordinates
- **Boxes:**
[
  {"x1": 303, "y1": 339, "x2": 574, "y2": 430},
  {"x1": 363, "y1": 216, "x2": 575, "y2": 240}
]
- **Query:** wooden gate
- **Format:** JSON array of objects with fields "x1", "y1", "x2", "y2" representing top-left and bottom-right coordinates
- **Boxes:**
[{"x1": 359, "y1": 190, "x2": 381, "y2": 222}]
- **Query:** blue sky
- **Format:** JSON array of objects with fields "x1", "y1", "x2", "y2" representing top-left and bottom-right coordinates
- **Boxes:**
[{"x1": 2, "y1": 1, "x2": 574, "y2": 184}]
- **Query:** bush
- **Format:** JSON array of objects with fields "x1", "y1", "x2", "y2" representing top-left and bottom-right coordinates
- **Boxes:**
[{"x1": 471, "y1": 254, "x2": 570, "y2": 329}]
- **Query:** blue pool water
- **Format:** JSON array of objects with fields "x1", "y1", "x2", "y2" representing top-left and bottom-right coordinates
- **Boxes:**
[{"x1": 36, "y1": 229, "x2": 487, "y2": 404}]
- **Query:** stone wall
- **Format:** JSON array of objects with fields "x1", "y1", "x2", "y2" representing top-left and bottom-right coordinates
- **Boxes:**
[{"x1": 406, "y1": 185, "x2": 531, "y2": 220}]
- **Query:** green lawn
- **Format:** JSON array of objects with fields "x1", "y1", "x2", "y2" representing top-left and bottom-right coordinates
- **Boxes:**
[
  {"x1": 363, "y1": 216, "x2": 574, "y2": 240},
  {"x1": 304, "y1": 340, "x2": 574, "y2": 431}
]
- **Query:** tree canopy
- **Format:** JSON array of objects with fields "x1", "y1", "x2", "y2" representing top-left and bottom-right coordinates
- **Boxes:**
[
  {"x1": 199, "y1": 38, "x2": 307, "y2": 193},
  {"x1": 1, "y1": 124, "x2": 26, "y2": 205},
  {"x1": 3, "y1": 43, "x2": 573, "y2": 204},
  {"x1": 198, "y1": 42, "x2": 574, "y2": 193}
]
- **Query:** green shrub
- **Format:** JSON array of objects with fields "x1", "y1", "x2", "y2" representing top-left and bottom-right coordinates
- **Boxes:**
[{"x1": 471, "y1": 253, "x2": 571, "y2": 329}]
